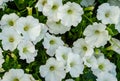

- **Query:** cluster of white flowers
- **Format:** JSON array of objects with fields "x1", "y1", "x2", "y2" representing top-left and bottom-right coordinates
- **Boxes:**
[
  {"x1": 36, "y1": 0, "x2": 84, "y2": 34},
  {"x1": 39, "y1": 47, "x2": 84, "y2": 81},
  {"x1": 38, "y1": 1, "x2": 120, "y2": 81},
  {"x1": 0, "y1": 13, "x2": 46, "y2": 80},
  {"x1": 0, "y1": 0, "x2": 120, "y2": 81},
  {"x1": 0, "y1": 13, "x2": 47, "y2": 64}
]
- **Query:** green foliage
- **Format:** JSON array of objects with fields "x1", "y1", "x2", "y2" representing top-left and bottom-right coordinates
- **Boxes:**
[{"x1": 106, "y1": 24, "x2": 119, "y2": 36}]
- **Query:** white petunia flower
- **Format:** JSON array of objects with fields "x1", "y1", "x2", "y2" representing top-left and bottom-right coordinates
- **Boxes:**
[
  {"x1": 17, "y1": 40, "x2": 37, "y2": 63},
  {"x1": 39, "y1": 57, "x2": 66, "y2": 81},
  {"x1": 43, "y1": 0, "x2": 62, "y2": 21},
  {"x1": 42, "y1": 33, "x2": 64, "y2": 56},
  {"x1": 33, "y1": 23, "x2": 48, "y2": 44},
  {"x1": 80, "y1": 0, "x2": 95, "y2": 7},
  {"x1": 83, "y1": 22, "x2": 110, "y2": 48},
  {"x1": 83, "y1": 55, "x2": 98, "y2": 69},
  {"x1": 96, "y1": 72, "x2": 117, "y2": 81},
  {"x1": 97, "y1": 3, "x2": 120, "y2": 24},
  {"x1": 66, "y1": 52, "x2": 84, "y2": 77},
  {"x1": 108, "y1": 38, "x2": 120, "y2": 54},
  {"x1": 92, "y1": 56, "x2": 116, "y2": 76},
  {"x1": 35, "y1": 0, "x2": 48, "y2": 12},
  {"x1": 1, "y1": 69, "x2": 31, "y2": 81},
  {"x1": 15, "y1": 16, "x2": 41, "y2": 41},
  {"x1": 57, "y1": 2, "x2": 84, "y2": 27},
  {"x1": 0, "y1": 13, "x2": 19, "y2": 29},
  {"x1": 47, "y1": 19, "x2": 71, "y2": 34},
  {"x1": 0, "y1": 28, "x2": 22, "y2": 51},
  {"x1": 72, "y1": 38, "x2": 94, "y2": 57},
  {"x1": 55, "y1": 46, "x2": 72, "y2": 65},
  {"x1": 0, "y1": 48, "x2": 4, "y2": 68}
]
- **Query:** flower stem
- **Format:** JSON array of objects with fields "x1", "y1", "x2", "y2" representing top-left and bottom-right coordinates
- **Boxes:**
[{"x1": 83, "y1": 14, "x2": 93, "y2": 24}]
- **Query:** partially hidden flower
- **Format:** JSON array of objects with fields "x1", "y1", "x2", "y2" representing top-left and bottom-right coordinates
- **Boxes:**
[
  {"x1": 46, "y1": 19, "x2": 71, "y2": 34},
  {"x1": 97, "y1": 3, "x2": 120, "y2": 24},
  {"x1": 1, "y1": 69, "x2": 32, "y2": 81},
  {"x1": 108, "y1": 38, "x2": 120, "y2": 54}
]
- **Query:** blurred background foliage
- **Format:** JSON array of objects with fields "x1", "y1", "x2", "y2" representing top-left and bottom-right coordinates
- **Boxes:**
[{"x1": 0, "y1": 0, "x2": 120, "y2": 81}]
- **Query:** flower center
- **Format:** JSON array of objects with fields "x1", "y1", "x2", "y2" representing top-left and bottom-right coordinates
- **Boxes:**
[
  {"x1": 49, "y1": 66, "x2": 55, "y2": 71},
  {"x1": 105, "y1": 12, "x2": 110, "y2": 18},
  {"x1": 95, "y1": 30, "x2": 100, "y2": 34},
  {"x1": 13, "y1": 78, "x2": 19, "y2": 81},
  {"x1": 52, "y1": 5, "x2": 58, "y2": 10},
  {"x1": 9, "y1": 20, "x2": 14, "y2": 26},
  {"x1": 67, "y1": 9, "x2": 73, "y2": 14},
  {"x1": 49, "y1": 40, "x2": 55, "y2": 45},
  {"x1": 42, "y1": 0, "x2": 47, "y2": 6},
  {"x1": 23, "y1": 47, "x2": 28, "y2": 53},
  {"x1": 9, "y1": 37, "x2": 14, "y2": 43},
  {"x1": 86, "y1": 59, "x2": 91, "y2": 63},
  {"x1": 70, "y1": 61, "x2": 75, "y2": 67},
  {"x1": 24, "y1": 25, "x2": 29, "y2": 31},
  {"x1": 56, "y1": 20, "x2": 61, "y2": 24},
  {"x1": 62, "y1": 54, "x2": 68, "y2": 60},
  {"x1": 98, "y1": 64, "x2": 104, "y2": 70},
  {"x1": 82, "y1": 46, "x2": 87, "y2": 51}
]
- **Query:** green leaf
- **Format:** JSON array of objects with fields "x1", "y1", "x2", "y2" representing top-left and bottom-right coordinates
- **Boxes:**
[
  {"x1": 106, "y1": 24, "x2": 119, "y2": 36},
  {"x1": 14, "y1": 0, "x2": 27, "y2": 10}
]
